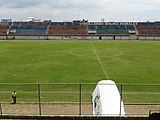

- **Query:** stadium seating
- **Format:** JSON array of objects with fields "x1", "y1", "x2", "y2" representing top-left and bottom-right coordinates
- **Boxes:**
[
  {"x1": 1, "y1": 20, "x2": 160, "y2": 36},
  {"x1": 9, "y1": 23, "x2": 48, "y2": 34},
  {"x1": 0, "y1": 25, "x2": 9, "y2": 34},
  {"x1": 48, "y1": 25, "x2": 87, "y2": 35},
  {"x1": 136, "y1": 25, "x2": 160, "y2": 34},
  {"x1": 88, "y1": 25, "x2": 135, "y2": 34}
]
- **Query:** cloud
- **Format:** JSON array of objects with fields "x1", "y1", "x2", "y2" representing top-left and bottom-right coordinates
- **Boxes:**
[
  {"x1": 0, "y1": 0, "x2": 44, "y2": 8},
  {"x1": 0, "y1": 0, "x2": 160, "y2": 21},
  {"x1": 45, "y1": 0, "x2": 107, "y2": 10},
  {"x1": 0, "y1": 0, "x2": 105, "y2": 9}
]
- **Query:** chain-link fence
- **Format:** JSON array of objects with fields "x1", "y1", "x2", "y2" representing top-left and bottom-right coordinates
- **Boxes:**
[{"x1": 0, "y1": 83, "x2": 160, "y2": 117}]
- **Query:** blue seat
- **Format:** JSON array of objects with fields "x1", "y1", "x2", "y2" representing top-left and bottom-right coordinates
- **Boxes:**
[{"x1": 10, "y1": 24, "x2": 48, "y2": 34}]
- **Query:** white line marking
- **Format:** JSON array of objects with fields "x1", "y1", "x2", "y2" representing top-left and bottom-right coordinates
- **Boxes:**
[
  {"x1": 69, "y1": 47, "x2": 87, "y2": 57},
  {"x1": 89, "y1": 41, "x2": 110, "y2": 80},
  {"x1": 69, "y1": 47, "x2": 123, "y2": 59}
]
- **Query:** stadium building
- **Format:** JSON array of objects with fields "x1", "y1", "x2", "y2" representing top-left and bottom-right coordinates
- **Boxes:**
[{"x1": 0, "y1": 19, "x2": 160, "y2": 40}]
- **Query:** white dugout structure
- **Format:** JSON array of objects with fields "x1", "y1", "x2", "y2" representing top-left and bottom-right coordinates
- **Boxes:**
[{"x1": 92, "y1": 80, "x2": 125, "y2": 116}]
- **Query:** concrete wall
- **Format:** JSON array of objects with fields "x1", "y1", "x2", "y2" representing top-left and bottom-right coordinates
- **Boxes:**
[{"x1": 0, "y1": 35, "x2": 160, "y2": 40}]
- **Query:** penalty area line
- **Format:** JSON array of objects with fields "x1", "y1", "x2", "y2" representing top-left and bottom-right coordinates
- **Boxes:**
[{"x1": 89, "y1": 40, "x2": 110, "y2": 80}]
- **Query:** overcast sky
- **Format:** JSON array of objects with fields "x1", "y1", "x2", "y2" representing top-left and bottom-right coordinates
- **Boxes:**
[{"x1": 0, "y1": 0, "x2": 160, "y2": 22}]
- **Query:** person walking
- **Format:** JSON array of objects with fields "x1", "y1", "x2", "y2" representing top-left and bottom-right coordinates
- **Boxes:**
[{"x1": 12, "y1": 91, "x2": 16, "y2": 104}]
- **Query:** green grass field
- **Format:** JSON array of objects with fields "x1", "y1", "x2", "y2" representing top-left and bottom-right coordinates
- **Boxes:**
[
  {"x1": 0, "y1": 40, "x2": 160, "y2": 104},
  {"x1": 0, "y1": 40, "x2": 160, "y2": 84}
]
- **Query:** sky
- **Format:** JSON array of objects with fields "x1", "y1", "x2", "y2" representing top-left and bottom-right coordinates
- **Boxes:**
[{"x1": 0, "y1": 0, "x2": 160, "y2": 22}]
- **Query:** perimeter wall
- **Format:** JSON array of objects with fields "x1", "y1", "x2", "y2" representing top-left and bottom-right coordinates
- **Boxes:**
[{"x1": 0, "y1": 35, "x2": 160, "y2": 40}]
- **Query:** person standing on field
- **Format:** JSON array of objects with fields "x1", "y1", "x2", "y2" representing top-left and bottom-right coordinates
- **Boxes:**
[{"x1": 12, "y1": 91, "x2": 16, "y2": 104}]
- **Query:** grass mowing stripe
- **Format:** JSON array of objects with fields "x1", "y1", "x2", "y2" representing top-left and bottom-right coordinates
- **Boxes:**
[{"x1": 89, "y1": 40, "x2": 110, "y2": 80}]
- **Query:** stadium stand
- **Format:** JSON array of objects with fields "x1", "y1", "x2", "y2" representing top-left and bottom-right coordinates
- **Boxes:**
[
  {"x1": 136, "y1": 24, "x2": 160, "y2": 34},
  {"x1": 88, "y1": 25, "x2": 136, "y2": 34},
  {"x1": 0, "y1": 24, "x2": 9, "y2": 34},
  {"x1": 48, "y1": 25, "x2": 87, "y2": 35},
  {"x1": 0, "y1": 20, "x2": 160, "y2": 37},
  {"x1": 9, "y1": 22, "x2": 48, "y2": 34}
]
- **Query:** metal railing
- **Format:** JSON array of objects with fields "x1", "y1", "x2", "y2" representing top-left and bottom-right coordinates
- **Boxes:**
[{"x1": 0, "y1": 83, "x2": 160, "y2": 116}]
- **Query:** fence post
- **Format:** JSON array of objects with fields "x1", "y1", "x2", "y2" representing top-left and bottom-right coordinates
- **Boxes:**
[
  {"x1": 0, "y1": 102, "x2": 2, "y2": 115},
  {"x1": 120, "y1": 84, "x2": 123, "y2": 116},
  {"x1": 38, "y1": 84, "x2": 41, "y2": 116},
  {"x1": 79, "y1": 84, "x2": 82, "y2": 116}
]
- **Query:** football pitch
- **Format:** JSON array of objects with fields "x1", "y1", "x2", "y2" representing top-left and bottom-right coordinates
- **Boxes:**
[{"x1": 0, "y1": 40, "x2": 160, "y2": 84}]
